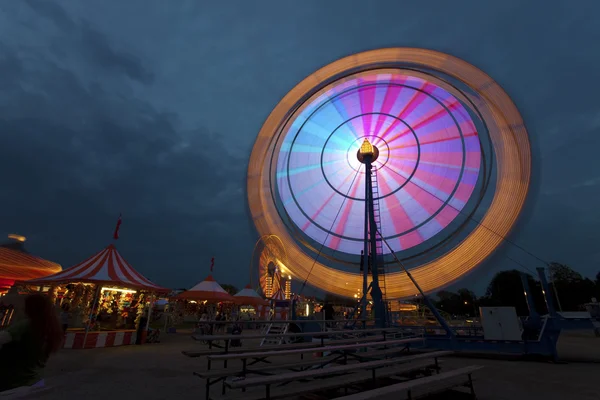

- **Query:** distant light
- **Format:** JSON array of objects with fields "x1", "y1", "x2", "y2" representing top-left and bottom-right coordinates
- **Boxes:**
[
  {"x1": 101, "y1": 287, "x2": 137, "y2": 294},
  {"x1": 8, "y1": 234, "x2": 26, "y2": 242}
]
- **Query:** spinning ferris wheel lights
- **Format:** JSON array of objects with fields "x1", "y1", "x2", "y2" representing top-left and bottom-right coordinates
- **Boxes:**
[{"x1": 248, "y1": 48, "x2": 532, "y2": 299}]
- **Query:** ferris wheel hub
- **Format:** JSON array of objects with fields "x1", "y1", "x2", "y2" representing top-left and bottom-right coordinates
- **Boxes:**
[{"x1": 357, "y1": 138, "x2": 380, "y2": 163}]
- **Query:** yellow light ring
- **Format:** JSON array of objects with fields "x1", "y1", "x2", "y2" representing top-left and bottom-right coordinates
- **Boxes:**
[{"x1": 247, "y1": 48, "x2": 531, "y2": 298}]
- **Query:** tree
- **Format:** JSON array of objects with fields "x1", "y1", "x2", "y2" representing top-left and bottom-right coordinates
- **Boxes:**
[
  {"x1": 221, "y1": 284, "x2": 238, "y2": 296},
  {"x1": 434, "y1": 290, "x2": 462, "y2": 315},
  {"x1": 483, "y1": 270, "x2": 546, "y2": 316},
  {"x1": 549, "y1": 263, "x2": 584, "y2": 282},
  {"x1": 548, "y1": 263, "x2": 595, "y2": 310},
  {"x1": 433, "y1": 289, "x2": 478, "y2": 317}
]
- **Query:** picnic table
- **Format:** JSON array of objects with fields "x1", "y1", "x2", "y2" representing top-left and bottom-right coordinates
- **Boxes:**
[
  {"x1": 188, "y1": 327, "x2": 409, "y2": 360},
  {"x1": 220, "y1": 350, "x2": 453, "y2": 400},
  {"x1": 197, "y1": 338, "x2": 430, "y2": 399},
  {"x1": 207, "y1": 337, "x2": 424, "y2": 372},
  {"x1": 332, "y1": 365, "x2": 484, "y2": 400}
]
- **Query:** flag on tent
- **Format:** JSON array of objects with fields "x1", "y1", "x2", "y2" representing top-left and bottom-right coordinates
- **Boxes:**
[{"x1": 113, "y1": 214, "x2": 122, "y2": 240}]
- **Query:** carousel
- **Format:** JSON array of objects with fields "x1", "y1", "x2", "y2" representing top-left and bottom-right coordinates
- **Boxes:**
[
  {"x1": 0, "y1": 235, "x2": 62, "y2": 327},
  {"x1": 0, "y1": 235, "x2": 62, "y2": 294},
  {"x1": 25, "y1": 244, "x2": 168, "y2": 349}
]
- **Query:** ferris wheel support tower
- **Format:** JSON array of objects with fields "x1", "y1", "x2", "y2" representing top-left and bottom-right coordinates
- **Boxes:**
[{"x1": 357, "y1": 138, "x2": 386, "y2": 328}]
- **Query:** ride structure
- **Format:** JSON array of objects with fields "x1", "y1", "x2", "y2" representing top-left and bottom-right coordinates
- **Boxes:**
[
  {"x1": 356, "y1": 138, "x2": 385, "y2": 328},
  {"x1": 246, "y1": 47, "x2": 597, "y2": 358},
  {"x1": 247, "y1": 48, "x2": 531, "y2": 301}
]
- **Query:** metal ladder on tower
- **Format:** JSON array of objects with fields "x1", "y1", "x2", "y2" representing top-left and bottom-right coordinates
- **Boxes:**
[{"x1": 371, "y1": 166, "x2": 392, "y2": 325}]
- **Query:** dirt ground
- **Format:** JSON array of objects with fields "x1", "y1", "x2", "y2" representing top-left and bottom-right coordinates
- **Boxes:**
[{"x1": 36, "y1": 330, "x2": 600, "y2": 400}]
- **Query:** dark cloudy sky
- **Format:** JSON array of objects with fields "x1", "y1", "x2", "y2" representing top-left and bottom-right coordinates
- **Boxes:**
[{"x1": 1, "y1": 0, "x2": 599, "y2": 294}]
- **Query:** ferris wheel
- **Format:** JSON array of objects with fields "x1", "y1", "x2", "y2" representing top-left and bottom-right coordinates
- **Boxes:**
[
  {"x1": 247, "y1": 48, "x2": 531, "y2": 299},
  {"x1": 250, "y1": 235, "x2": 289, "y2": 298}
]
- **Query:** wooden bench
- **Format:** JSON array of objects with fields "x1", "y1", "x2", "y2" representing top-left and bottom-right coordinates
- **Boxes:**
[
  {"x1": 207, "y1": 337, "x2": 423, "y2": 370},
  {"x1": 331, "y1": 365, "x2": 484, "y2": 399},
  {"x1": 220, "y1": 353, "x2": 449, "y2": 400}
]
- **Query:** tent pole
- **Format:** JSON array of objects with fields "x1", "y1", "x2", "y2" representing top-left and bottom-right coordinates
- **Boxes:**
[
  {"x1": 145, "y1": 293, "x2": 154, "y2": 331},
  {"x1": 83, "y1": 284, "x2": 102, "y2": 347}
]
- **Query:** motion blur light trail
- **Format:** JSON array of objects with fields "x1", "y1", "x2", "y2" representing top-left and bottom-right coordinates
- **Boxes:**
[{"x1": 247, "y1": 48, "x2": 531, "y2": 298}]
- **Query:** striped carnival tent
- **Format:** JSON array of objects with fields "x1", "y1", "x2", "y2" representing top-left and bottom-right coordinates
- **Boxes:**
[
  {"x1": 233, "y1": 284, "x2": 268, "y2": 306},
  {"x1": 176, "y1": 275, "x2": 234, "y2": 302},
  {"x1": 25, "y1": 244, "x2": 167, "y2": 292}
]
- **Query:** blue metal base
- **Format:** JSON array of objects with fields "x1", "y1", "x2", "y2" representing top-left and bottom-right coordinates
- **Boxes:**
[{"x1": 418, "y1": 317, "x2": 595, "y2": 361}]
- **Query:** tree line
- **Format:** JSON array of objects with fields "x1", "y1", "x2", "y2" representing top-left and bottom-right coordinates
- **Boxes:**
[{"x1": 434, "y1": 263, "x2": 600, "y2": 316}]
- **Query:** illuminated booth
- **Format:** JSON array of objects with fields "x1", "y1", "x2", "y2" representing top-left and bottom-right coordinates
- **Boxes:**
[
  {"x1": 233, "y1": 284, "x2": 269, "y2": 320},
  {"x1": 25, "y1": 244, "x2": 167, "y2": 349}
]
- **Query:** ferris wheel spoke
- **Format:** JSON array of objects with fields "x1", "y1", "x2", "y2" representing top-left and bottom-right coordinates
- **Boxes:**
[
  {"x1": 300, "y1": 168, "x2": 357, "y2": 231},
  {"x1": 382, "y1": 164, "x2": 464, "y2": 234},
  {"x1": 328, "y1": 174, "x2": 364, "y2": 249},
  {"x1": 357, "y1": 82, "x2": 376, "y2": 136},
  {"x1": 403, "y1": 179, "x2": 460, "y2": 234},
  {"x1": 282, "y1": 165, "x2": 348, "y2": 205},
  {"x1": 301, "y1": 119, "x2": 354, "y2": 149},
  {"x1": 384, "y1": 88, "x2": 453, "y2": 144},
  {"x1": 377, "y1": 174, "x2": 425, "y2": 249},
  {"x1": 336, "y1": 94, "x2": 365, "y2": 140},
  {"x1": 372, "y1": 77, "x2": 406, "y2": 135},
  {"x1": 393, "y1": 164, "x2": 463, "y2": 228},
  {"x1": 409, "y1": 99, "x2": 461, "y2": 132},
  {"x1": 281, "y1": 142, "x2": 347, "y2": 154},
  {"x1": 279, "y1": 159, "x2": 345, "y2": 178}
]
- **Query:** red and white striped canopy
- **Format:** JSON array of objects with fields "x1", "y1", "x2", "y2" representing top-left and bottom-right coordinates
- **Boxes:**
[
  {"x1": 271, "y1": 287, "x2": 286, "y2": 300},
  {"x1": 25, "y1": 244, "x2": 167, "y2": 292},
  {"x1": 177, "y1": 275, "x2": 233, "y2": 302},
  {"x1": 234, "y1": 284, "x2": 268, "y2": 306}
]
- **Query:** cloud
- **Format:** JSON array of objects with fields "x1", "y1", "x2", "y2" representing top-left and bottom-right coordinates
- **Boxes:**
[
  {"x1": 0, "y1": 5, "x2": 247, "y2": 287},
  {"x1": 19, "y1": 0, "x2": 153, "y2": 84},
  {"x1": 1, "y1": 0, "x2": 599, "y2": 291}
]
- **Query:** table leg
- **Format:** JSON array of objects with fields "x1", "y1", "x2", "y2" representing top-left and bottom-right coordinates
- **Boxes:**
[
  {"x1": 468, "y1": 373, "x2": 476, "y2": 399},
  {"x1": 224, "y1": 340, "x2": 230, "y2": 368},
  {"x1": 242, "y1": 359, "x2": 247, "y2": 392},
  {"x1": 371, "y1": 368, "x2": 376, "y2": 388}
]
